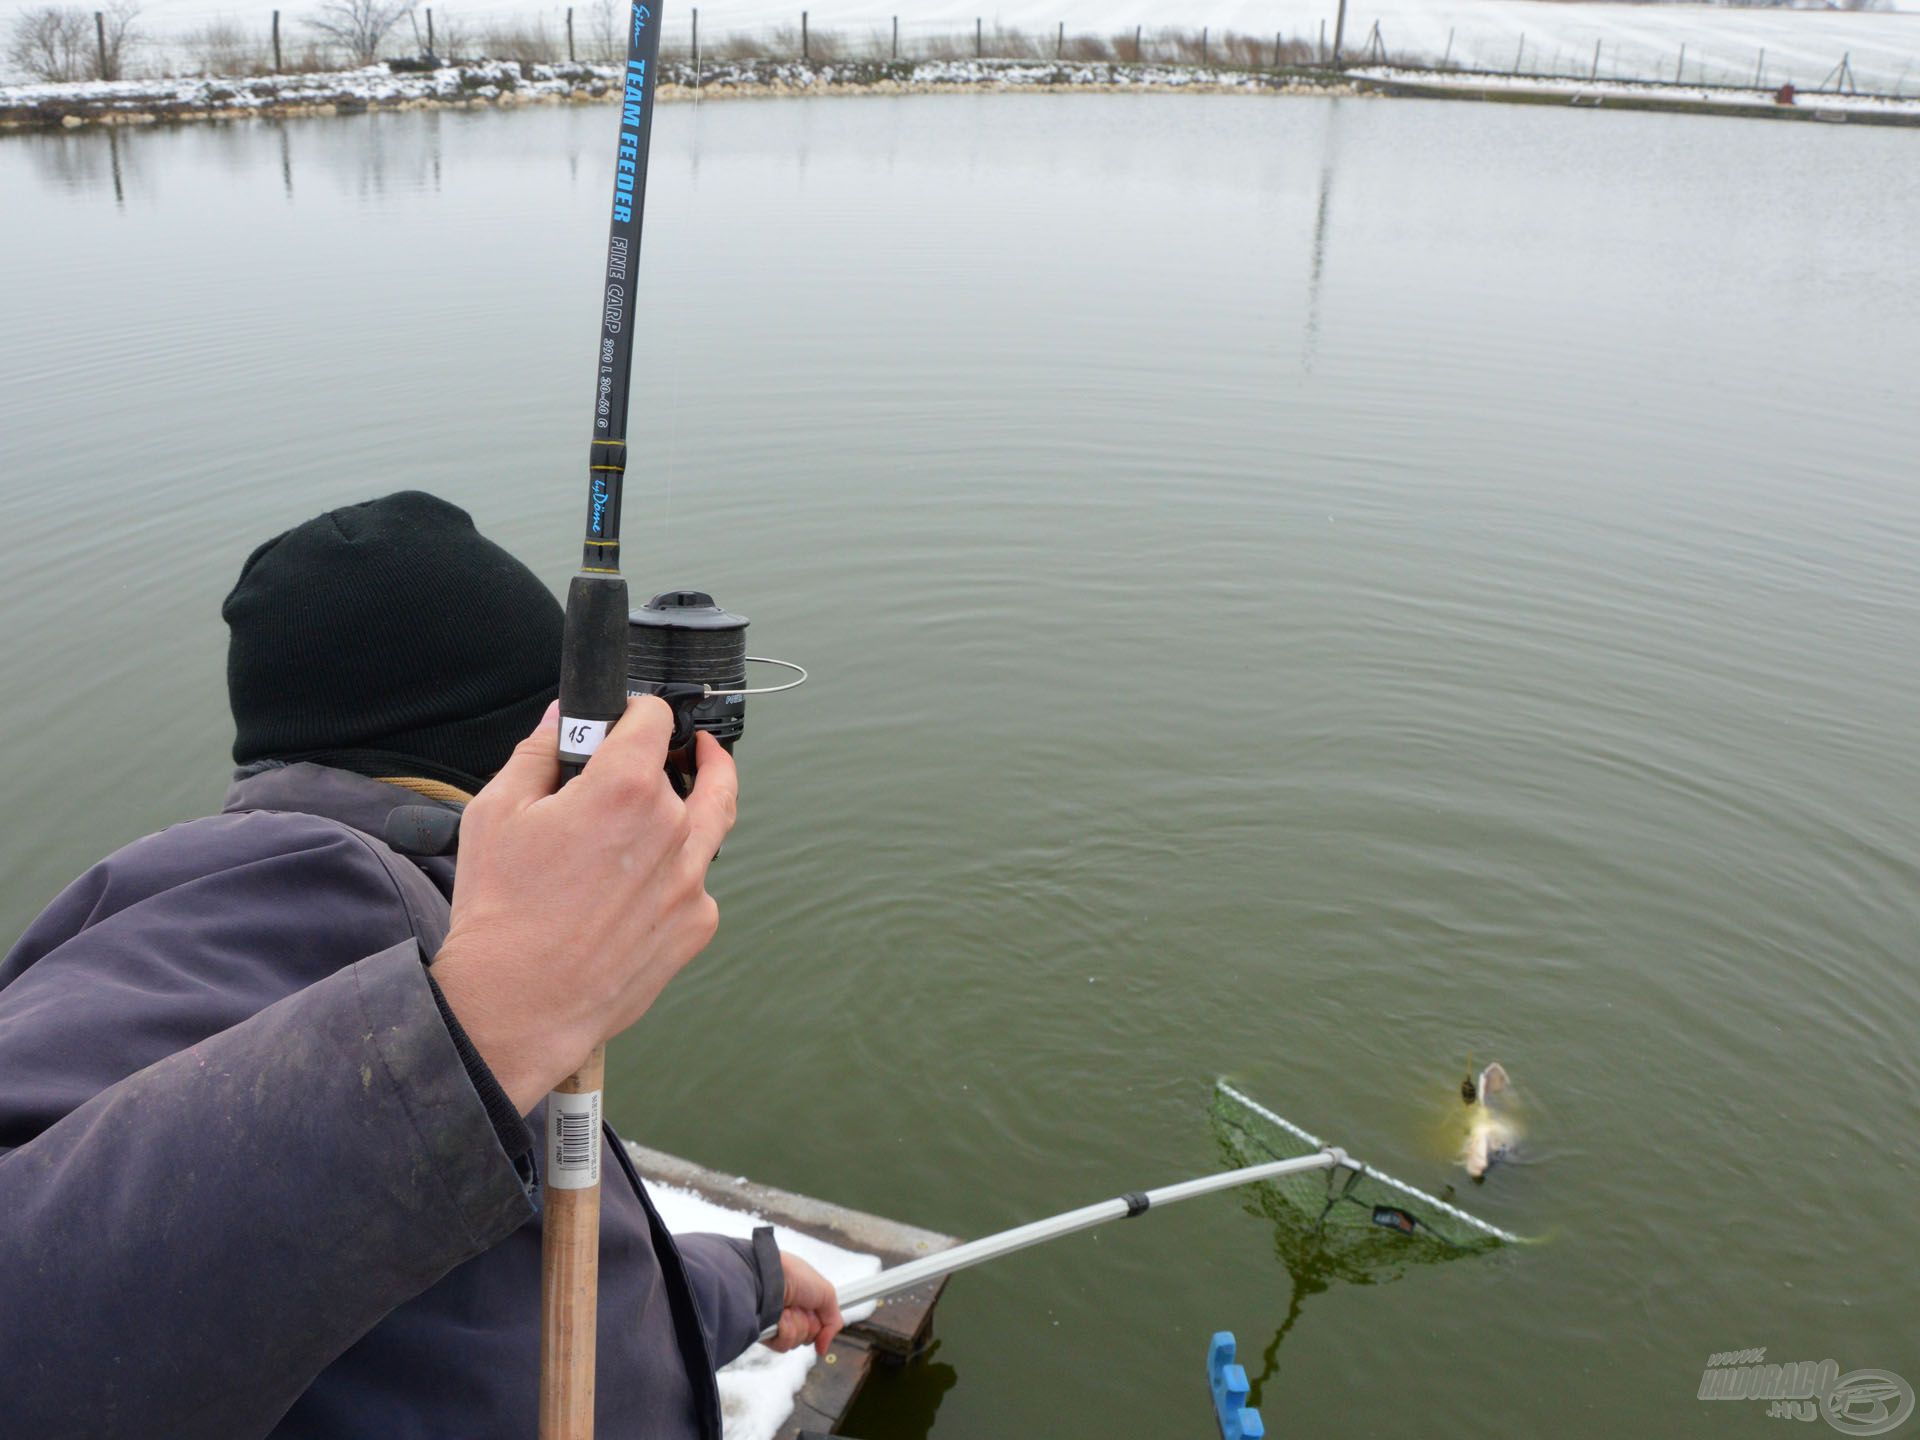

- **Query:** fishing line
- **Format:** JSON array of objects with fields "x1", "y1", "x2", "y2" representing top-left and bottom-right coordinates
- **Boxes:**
[{"x1": 652, "y1": 52, "x2": 705, "y2": 575}]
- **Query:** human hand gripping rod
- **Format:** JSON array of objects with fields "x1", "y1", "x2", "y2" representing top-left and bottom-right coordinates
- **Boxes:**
[{"x1": 543, "y1": 5, "x2": 664, "y2": 1438}]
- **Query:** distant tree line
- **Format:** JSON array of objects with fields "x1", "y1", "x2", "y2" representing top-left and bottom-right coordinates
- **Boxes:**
[
  {"x1": 4, "y1": 0, "x2": 428, "y2": 81},
  {"x1": 7, "y1": 3, "x2": 139, "y2": 82}
]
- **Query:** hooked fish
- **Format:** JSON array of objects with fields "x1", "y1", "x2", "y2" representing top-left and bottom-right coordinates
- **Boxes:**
[{"x1": 1460, "y1": 1062, "x2": 1518, "y2": 1180}]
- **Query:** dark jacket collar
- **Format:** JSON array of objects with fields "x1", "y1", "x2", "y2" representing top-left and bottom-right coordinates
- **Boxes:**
[{"x1": 222, "y1": 763, "x2": 460, "y2": 897}]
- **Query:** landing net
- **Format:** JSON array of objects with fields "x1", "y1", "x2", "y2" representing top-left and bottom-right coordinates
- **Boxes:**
[{"x1": 1212, "y1": 1081, "x2": 1518, "y2": 1269}]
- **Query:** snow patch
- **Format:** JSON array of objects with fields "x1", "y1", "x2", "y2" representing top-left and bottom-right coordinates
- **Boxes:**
[
  {"x1": 0, "y1": 60, "x2": 607, "y2": 114},
  {"x1": 646, "y1": 1169, "x2": 882, "y2": 1440}
]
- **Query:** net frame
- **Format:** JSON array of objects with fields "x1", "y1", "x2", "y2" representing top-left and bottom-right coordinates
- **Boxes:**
[{"x1": 1217, "y1": 1081, "x2": 1520, "y2": 1246}]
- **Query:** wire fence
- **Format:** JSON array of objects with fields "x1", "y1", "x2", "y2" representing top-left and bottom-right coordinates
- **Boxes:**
[
  {"x1": 4, "y1": 3, "x2": 1916, "y2": 99},
  {"x1": 1383, "y1": 22, "x2": 1911, "y2": 94}
]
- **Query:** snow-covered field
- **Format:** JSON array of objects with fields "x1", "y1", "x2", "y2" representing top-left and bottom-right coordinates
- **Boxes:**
[
  {"x1": 1, "y1": 0, "x2": 1917, "y2": 92},
  {"x1": 648, "y1": 1167, "x2": 882, "y2": 1440}
]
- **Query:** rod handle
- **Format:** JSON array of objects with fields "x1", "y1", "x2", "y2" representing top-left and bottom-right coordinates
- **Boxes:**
[
  {"x1": 539, "y1": 1045, "x2": 606, "y2": 1440},
  {"x1": 558, "y1": 572, "x2": 631, "y2": 780}
]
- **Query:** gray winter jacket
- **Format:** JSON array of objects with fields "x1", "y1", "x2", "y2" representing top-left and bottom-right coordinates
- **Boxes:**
[{"x1": 0, "y1": 763, "x2": 781, "y2": 1440}]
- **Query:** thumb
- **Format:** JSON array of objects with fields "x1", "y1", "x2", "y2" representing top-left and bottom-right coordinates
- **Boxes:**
[{"x1": 477, "y1": 699, "x2": 561, "y2": 813}]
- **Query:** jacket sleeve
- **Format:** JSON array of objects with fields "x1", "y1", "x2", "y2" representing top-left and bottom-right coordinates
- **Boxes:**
[
  {"x1": 674, "y1": 1228, "x2": 785, "y2": 1367},
  {"x1": 0, "y1": 818, "x2": 535, "y2": 1440}
]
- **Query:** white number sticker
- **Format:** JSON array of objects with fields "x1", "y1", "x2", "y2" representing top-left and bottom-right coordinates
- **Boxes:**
[{"x1": 560, "y1": 717, "x2": 609, "y2": 758}]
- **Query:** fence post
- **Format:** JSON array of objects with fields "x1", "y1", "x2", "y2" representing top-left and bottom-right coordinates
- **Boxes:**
[
  {"x1": 892, "y1": 15, "x2": 898, "y2": 59},
  {"x1": 975, "y1": 17, "x2": 982, "y2": 58},
  {"x1": 1056, "y1": 21, "x2": 1062, "y2": 59},
  {"x1": 1753, "y1": 47, "x2": 1764, "y2": 87},
  {"x1": 272, "y1": 9, "x2": 282, "y2": 70},
  {"x1": 426, "y1": 6, "x2": 434, "y2": 54},
  {"x1": 1134, "y1": 24, "x2": 1141, "y2": 62},
  {"x1": 1675, "y1": 42, "x2": 1685, "y2": 83},
  {"x1": 1274, "y1": 31, "x2": 1281, "y2": 69},
  {"x1": 93, "y1": 9, "x2": 107, "y2": 79},
  {"x1": 1514, "y1": 34, "x2": 1525, "y2": 73},
  {"x1": 1589, "y1": 37, "x2": 1599, "y2": 80},
  {"x1": 1331, "y1": 0, "x2": 1346, "y2": 67},
  {"x1": 802, "y1": 10, "x2": 808, "y2": 59},
  {"x1": 692, "y1": 8, "x2": 699, "y2": 83},
  {"x1": 1201, "y1": 26, "x2": 1207, "y2": 64},
  {"x1": 1441, "y1": 26, "x2": 1453, "y2": 68},
  {"x1": 566, "y1": 7, "x2": 575, "y2": 61}
]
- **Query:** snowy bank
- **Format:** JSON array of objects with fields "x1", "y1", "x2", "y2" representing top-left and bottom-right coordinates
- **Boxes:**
[
  {"x1": 9, "y1": 52, "x2": 1908, "y2": 132},
  {"x1": 0, "y1": 60, "x2": 610, "y2": 129},
  {"x1": 1351, "y1": 63, "x2": 1920, "y2": 124},
  {"x1": 0, "y1": 56, "x2": 1350, "y2": 130}
]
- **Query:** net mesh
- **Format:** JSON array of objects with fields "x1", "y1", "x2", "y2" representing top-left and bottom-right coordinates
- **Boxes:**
[
  {"x1": 1210, "y1": 1081, "x2": 1516, "y2": 1403},
  {"x1": 1211, "y1": 1081, "x2": 1516, "y2": 1281}
]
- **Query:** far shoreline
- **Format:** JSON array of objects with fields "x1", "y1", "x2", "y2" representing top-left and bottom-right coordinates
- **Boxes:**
[{"x1": 4, "y1": 56, "x2": 1916, "y2": 135}]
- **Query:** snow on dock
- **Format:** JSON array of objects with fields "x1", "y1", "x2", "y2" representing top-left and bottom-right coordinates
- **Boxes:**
[{"x1": 634, "y1": 1142, "x2": 959, "y2": 1440}]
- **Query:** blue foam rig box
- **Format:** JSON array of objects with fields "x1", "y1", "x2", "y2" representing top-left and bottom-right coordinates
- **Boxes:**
[{"x1": 1208, "y1": 1332, "x2": 1266, "y2": 1439}]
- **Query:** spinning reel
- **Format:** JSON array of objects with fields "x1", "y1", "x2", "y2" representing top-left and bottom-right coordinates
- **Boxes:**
[{"x1": 624, "y1": 588, "x2": 806, "y2": 795}]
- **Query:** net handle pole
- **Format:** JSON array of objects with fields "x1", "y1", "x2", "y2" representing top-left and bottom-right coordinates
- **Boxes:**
[{"x1": 757, "y1": 1151, "x2": 1339, "y2": 1341}]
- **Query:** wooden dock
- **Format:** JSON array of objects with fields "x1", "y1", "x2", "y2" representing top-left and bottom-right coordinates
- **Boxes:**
[{"x1": 627, "y1": 1145, "x2": 959, "y2": 1439}]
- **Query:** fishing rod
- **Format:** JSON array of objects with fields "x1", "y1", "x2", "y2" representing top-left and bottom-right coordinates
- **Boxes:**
[
  {"x1": 542, "y1": 3, "x2": 665, "y2": 1437},
  {"x1": 543, "y1": 8, "x2": 807, "y2": 1434}
]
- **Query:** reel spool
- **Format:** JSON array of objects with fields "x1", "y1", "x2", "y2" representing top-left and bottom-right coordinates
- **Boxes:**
[{"x1": 626, "y1": 589, "x2": 806, "y2": 791}]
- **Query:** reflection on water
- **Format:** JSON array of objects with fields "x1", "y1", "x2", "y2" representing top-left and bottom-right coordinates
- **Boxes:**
[
  {"x1": 841, "y1": 1339, "x2": 960, "y2": 1440},
  {"x1": 26, "y1": 124, "x2": 135, "y2": 203},
  {"x1": 1303, "y1": 112, "x2": 1337, "y2": 371},
  {"x1": 4, "y1": 95, "x2": 1919, "y2": 1440},
  {"x1": 27, "y1": 112, "x2": 467, "y2": 206}
]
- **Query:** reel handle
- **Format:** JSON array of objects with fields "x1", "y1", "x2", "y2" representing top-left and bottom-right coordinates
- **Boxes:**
[{"x1": 642, "y1": 683, "x2": 707, "y2": 797}]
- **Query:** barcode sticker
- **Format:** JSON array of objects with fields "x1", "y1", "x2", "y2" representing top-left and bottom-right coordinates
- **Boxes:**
[
  {"x1": 559, "y1": 717, "x2": 610, "y2": 758},
  {"x1": 546, "y1": 1089, "x2": 601, "y2": 1190}
]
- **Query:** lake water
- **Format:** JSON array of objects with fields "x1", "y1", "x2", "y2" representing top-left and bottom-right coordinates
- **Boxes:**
[{"x1": 2, "y1": 93, "x2": 1916, "y2": 1438}]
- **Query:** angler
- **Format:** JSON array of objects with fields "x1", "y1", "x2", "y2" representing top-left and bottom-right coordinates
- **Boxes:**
[{"x1": 0, "y1": 492, "x2": 842, "y2": 1438}]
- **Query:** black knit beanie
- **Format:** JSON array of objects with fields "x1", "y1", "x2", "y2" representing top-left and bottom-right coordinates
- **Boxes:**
[{"x1": 223, "y1": 491, "x2": 562, "y2": 789}]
